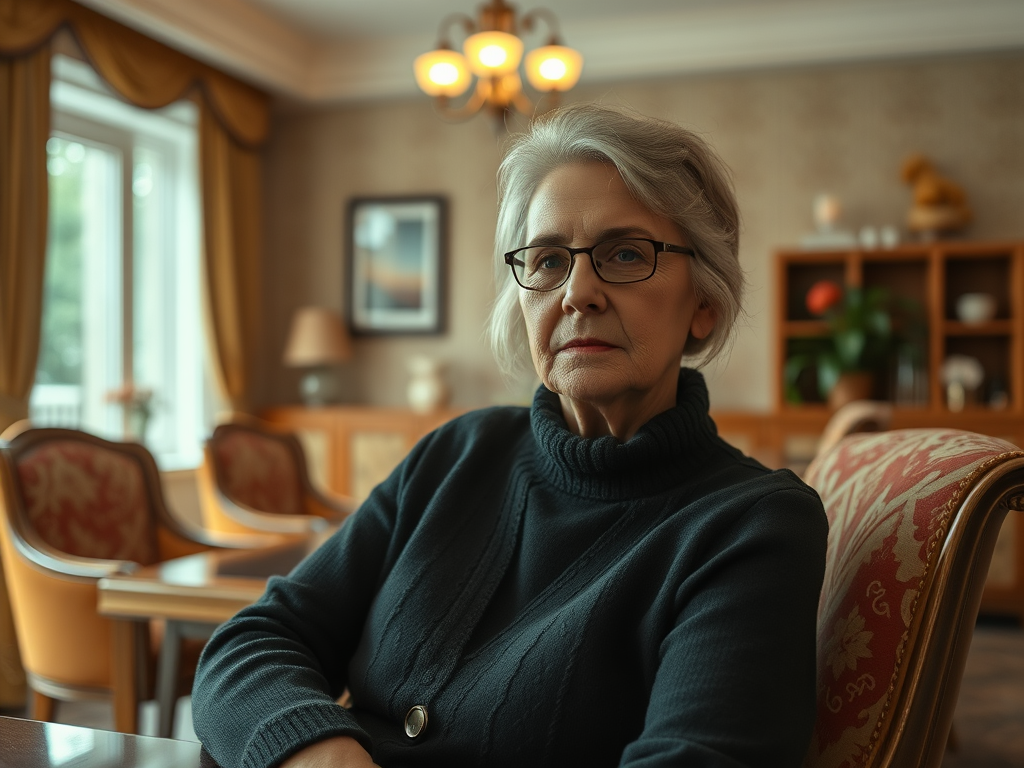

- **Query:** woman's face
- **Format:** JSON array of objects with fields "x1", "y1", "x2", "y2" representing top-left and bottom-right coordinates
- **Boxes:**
[{"x1": 518, "y1": 161, "x2": 715, "y2": 438}]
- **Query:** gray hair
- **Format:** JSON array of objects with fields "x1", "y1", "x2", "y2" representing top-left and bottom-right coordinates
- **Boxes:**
[{"x1": 486, "y1": 103, "x2": 743, "y2": 379}]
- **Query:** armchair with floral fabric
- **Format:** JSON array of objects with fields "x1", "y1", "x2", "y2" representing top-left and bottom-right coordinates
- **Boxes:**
[
  {"x1": 0, "y1": 423, "x2": 275, "y2": 732},
  {"x1": 803, "y1": 428, "x2": 1024, "y2": 768},
  {"x1": 197, "y1": 417, "x2": 355, "y2": 537}
]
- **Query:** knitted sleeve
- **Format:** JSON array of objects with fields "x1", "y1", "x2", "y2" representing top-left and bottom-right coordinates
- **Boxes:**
[
  {"x1": 190, "y1": 430, "x2": 437, "y2": 768},
  {"x1": 620, "y1": 485, "x2": 828, "y2": 768}
]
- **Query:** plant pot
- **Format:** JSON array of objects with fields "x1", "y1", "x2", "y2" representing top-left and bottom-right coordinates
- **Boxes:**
[{"x1": 828, "y1": 371, "x2": 875, "y2": 410}]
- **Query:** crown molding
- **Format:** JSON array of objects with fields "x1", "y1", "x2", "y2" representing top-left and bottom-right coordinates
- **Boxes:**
[
  {"x1": 576, "y1": 0, "x2": 1024, "y2": 80},
  {"x1": 74, "y1": 0, "x2": 1024, "y2": 103},
  {"x1": 73, "y1": 0, "x2": 320, "y2": 94}
]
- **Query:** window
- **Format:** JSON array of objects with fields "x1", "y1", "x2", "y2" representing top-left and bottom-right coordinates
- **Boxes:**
[{"x1": 32, "y1": 54, "x2": 214, "y2": 469}]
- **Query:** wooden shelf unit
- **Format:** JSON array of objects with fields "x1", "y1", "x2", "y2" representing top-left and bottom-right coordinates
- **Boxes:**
[
  {"x1": 775, "y1": 240, "x2": 1024, "y2": 413},
  {"x1": 772, "y1": 239, "x2": 1024, "y2": 621}
]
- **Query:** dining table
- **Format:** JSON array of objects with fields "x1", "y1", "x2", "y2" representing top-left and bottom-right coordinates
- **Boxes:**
[{"x1": 96, "y1": 531, "x2": 330, "y2": 737}]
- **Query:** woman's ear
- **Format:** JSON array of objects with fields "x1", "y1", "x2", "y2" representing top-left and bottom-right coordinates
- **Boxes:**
[{"x1": 689, "y1": 304, "x2": 717, "y2": 340}]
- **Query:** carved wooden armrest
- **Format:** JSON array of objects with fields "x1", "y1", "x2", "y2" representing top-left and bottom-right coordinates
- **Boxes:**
[
  {"x1": 306, "y1": 489, "x2": 357, "y2": 522},
  {"x1": 9, "y1": 531, "x2": 136, "y2": 583}
]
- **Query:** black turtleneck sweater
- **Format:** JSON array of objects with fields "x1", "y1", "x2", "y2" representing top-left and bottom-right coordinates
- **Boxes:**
[{"x1": 193, "y1": 369, "x2": 827, "y2": 768}]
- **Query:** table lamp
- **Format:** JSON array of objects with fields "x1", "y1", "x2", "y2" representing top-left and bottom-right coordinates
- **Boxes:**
[{"x1": 283, "y1": 307, "x2": 353, "y2": 406}]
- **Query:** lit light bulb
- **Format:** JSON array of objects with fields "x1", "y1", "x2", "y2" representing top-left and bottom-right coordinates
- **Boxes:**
[
  {"x1": 463, "y1": 31, "x2": 522, "y2": 76},
  {"x1": 414, "y1": 48, "x2": 471, "y2": 97},
  {"x1": 525, "y1": 45, "x2": 583, "y2": 92},
  {"x1": 478, "y1": 45, "x2": 508, "y2": 68},
  {"x1": 429, "y1": 62, "x2": 460, "y2": 86},
  {"x1": 538, "y1": 58, "x2": 567, "y2": 81}
]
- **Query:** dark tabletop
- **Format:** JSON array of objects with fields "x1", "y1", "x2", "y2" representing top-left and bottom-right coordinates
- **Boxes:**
[{"x1": 0, "y1": 716, "x2": 218, "y2": 768}]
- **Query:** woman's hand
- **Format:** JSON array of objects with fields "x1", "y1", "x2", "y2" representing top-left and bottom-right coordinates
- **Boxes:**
[{"x1": 279, "y1": 736, "x2": 378, "y2": 768}]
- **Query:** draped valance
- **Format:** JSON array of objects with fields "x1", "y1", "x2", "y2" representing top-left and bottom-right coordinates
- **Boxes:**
[{"x1": 0, "y1": 0, "x2": 269, "y2": 148}]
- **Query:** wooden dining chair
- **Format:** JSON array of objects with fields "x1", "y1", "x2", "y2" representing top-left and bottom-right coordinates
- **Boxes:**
[
  {"x1": 197, "y1": 417, "x2": 355, "y2": 536},
  {"x1": 802, "y1": 428, "x2": 1024, "y2": 768},
  {"x1": 0, "y1": 423, "x2": 269, "y2": 734}
]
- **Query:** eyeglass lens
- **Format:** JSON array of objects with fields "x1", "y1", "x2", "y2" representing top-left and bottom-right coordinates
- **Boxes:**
[{"x1": 513, "y1": 239, "x2": 657, "y2": 290}]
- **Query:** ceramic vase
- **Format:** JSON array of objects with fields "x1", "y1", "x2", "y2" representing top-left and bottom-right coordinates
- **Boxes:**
[
  {"x1": 407, "y1": 356, "x2": 448, "y2": 414},
  {"x1": 127, "y1": 407, "x2": 150, "y2": 444}
]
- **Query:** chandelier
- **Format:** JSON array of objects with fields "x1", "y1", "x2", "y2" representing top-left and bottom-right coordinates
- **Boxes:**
[{"x1": 413, "y1": 0, "x2": 583, "y2": 126}]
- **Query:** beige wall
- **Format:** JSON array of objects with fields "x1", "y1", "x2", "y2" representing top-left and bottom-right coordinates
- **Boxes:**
[{"x1": 259, "y1": 50, "x2": 1024, "y2": 413}]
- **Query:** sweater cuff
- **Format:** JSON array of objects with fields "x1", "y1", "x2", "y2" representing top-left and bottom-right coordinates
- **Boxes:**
[{"x1": 242, "y1": 702, "x2": 372, "y2": 768}]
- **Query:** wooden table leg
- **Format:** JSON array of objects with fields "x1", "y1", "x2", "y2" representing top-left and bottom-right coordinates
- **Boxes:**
[
  {"x1": 110, "y1": 618, "x2": 139, "y2": 734},
  {"x1": 156, "y1": 621, "x2": 217, "y2": 738},
  {"x1": 155, "y1": 620, "x2": 182, "y2": 739}
]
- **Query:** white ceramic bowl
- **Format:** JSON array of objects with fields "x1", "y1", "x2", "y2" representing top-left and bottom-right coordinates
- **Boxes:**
[{"x1": 955, "y1": 293, "x2": 997, "y2": 324}]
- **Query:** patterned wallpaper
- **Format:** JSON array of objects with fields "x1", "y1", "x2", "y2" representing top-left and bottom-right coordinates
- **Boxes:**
[{"x1": 261, "y1": 50, "x2": 1024, "y2": 411}]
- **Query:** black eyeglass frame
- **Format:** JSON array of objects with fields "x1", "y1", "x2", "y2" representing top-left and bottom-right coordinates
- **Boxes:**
[{"x1": 503, "y1": 238, "x2": 697, "y2": 292}]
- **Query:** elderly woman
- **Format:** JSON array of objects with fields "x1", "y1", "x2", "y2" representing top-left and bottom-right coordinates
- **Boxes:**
[{"x1": 192, "y1": 104, "x2": 827, "y2": 768}]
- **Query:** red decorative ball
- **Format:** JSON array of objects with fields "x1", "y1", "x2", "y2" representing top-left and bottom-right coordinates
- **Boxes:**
[{"x1": 806, "y1": 280, "x2": 843, "y2": 316}]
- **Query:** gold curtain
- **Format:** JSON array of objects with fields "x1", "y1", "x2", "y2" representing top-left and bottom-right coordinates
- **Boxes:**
[
  {"x1": 0, "y1": 0, "x2": 269, "y2": 423},
  {"x1": 200, "y1": 103, "x2": 263, "y2": 408},
  {"x1": 0, "y1": 43, "x2": 49, "y2": 434},
  {"x1": 0, "y1": 30, "x2": 50, "y2": 709},
  {"x1": 0, "y1": 0, "x2": 269, "y2": 706}
]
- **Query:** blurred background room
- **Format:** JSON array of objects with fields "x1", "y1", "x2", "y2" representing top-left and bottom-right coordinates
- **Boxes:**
[{"x1": 1, "y1": 1, "x2": 1023, "y2": 765}]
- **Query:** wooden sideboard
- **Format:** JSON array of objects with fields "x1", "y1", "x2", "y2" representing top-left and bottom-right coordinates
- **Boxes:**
[
  {"x1": 713, "y1": 408, "x2": 1024, "y2": 621},
  {"x1": 712, "y1": 408, "x2": 1024, "y2": 471},
  {"x1": 263, "y1": 404, "x2": 1024, "y2": 621},
  {"x1": 261, "y1": 405, "x2": 463, "y2": 501}
]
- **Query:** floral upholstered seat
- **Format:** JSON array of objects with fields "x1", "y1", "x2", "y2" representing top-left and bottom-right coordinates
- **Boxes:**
[
  {"x1": 213, "y1": 428, "x2": 305, "y2": 517},
  {"x1": 17, "y1": 440, "x2": 159, "y2": 565},
  {"x1": 197, "y1": 419, "x2": 354, "y2": 536},
  {"x1": 803, "y1": 429, "x2": 1024, "y2": 768},
  {"x1": 0, "y1": 426, "x2": 262, "y2": 734}
]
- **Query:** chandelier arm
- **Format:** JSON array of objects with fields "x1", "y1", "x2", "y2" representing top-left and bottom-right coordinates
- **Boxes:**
[
  {"x1": 436, "y1": 12, "x2": 478, "y2": 45},
  {"x1": 432, "y1": 82, "x2": 489, "y2": 122},
  {"x1": 519, "y1": 7, "x2": 562, "y2": 44}
]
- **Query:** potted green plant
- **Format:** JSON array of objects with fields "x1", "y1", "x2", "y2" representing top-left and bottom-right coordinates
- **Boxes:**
[{"x1": 784, "y1": 280, "x2": 894, "y2": 408}]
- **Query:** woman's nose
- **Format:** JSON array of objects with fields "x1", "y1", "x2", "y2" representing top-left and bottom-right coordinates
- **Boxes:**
[{"x1": 561, "y1": 253, "x2": 608, "y2": 314}]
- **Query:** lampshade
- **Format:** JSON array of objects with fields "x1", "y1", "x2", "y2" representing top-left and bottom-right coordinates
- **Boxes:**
[
  {"x1": 414, "y1": 48, "x2": 472, "y2": 97},
  {"x1": 283, "y1": 307, "x2": 352, "y2": 367},
  {"x1": 525, "y1": 45, "x2": 583, "y2": 92},
  {"x1": 463, "y1": 30, "x2": 524, "y2": 77}
]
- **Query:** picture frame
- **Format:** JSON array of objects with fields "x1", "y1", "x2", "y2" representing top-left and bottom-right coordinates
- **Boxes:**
[{"x1": 347, "y1": 196, "x2": 447, "y2": 335}]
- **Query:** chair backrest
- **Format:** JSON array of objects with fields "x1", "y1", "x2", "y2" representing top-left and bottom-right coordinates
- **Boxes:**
[
  {"x1": 1, "y1": 428, "x2": 162, "y2": 565},
  {"x1": 207, "y1": 422, "x2": 308, "y2": 517},
  {"x1": 802, "y1": 428, "x2": 1024, "y2": 768},
  {"x1": 814, "y1": 400, "x2": 894, "y2": 462}
]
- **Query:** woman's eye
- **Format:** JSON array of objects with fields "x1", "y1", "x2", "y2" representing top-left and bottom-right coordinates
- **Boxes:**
[
  {"x1": 612, "y1": 248, "x2": 641, "y2": 263},
  {"x1": 538, "y1": 252, "x2": 568, "y2": 270}
]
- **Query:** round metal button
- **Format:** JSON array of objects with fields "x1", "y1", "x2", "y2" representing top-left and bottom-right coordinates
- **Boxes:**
[{"x1": 405, "y1": 705, "x2": 428, "y2": 738}]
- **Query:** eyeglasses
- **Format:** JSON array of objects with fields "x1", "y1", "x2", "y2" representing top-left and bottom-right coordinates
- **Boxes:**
[{"x1": 504, "y1": 238, "x2": 696, "y2": 292}]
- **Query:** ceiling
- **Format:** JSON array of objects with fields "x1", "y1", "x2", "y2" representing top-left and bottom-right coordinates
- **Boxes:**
[{"x1": 76, "y1": 0, "x2": 1024, "y2": 103}]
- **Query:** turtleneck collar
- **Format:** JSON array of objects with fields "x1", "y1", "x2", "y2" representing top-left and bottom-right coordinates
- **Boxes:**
[{"x1": 529, "y1": 368, "x2": 722, "y2": 499}]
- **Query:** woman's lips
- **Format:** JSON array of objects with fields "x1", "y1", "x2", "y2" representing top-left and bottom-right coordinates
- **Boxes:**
[{"x1": 557, "y1": 338, "x2": 617, "y2": 352}]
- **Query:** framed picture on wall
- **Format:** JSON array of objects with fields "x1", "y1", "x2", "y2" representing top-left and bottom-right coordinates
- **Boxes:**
[{"x1": 347, "y1": 196, "x2": 447, "y2": 335}]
